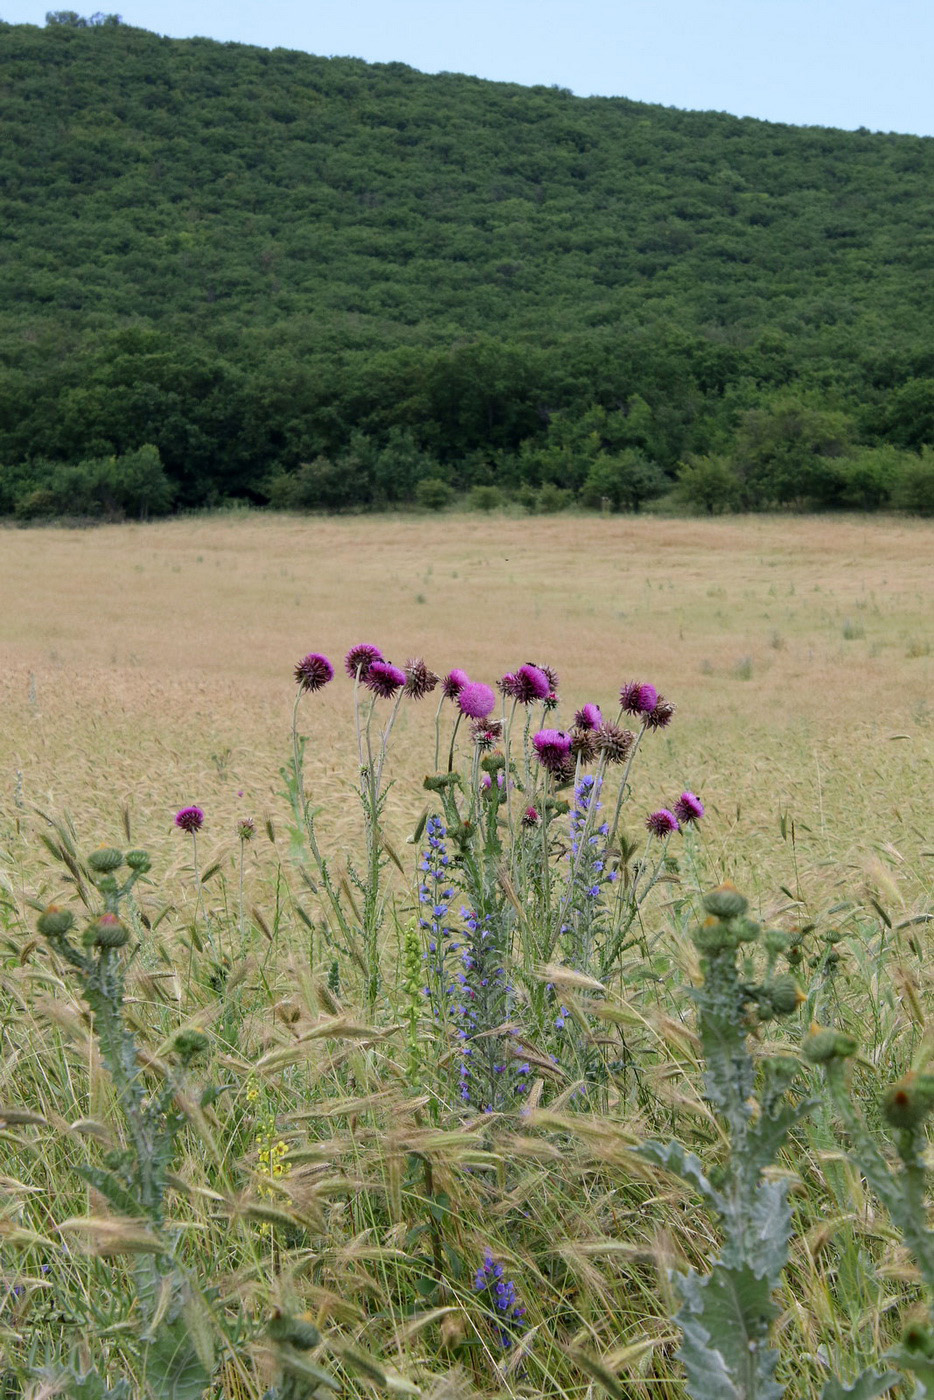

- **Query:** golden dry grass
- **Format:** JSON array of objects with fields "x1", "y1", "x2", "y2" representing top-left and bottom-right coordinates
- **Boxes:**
[{"x1": 1, "y1": 510, "x2": 931, "y2": 909}]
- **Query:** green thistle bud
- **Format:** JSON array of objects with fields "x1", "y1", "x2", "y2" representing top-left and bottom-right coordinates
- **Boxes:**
[
  {"x1": 763, "y1": 929, "x2": 791, "y2": 956},
  {"x1": 765, "y1": 974, "x2": 804, "y2": 1017},
  {"x1": 174, "y1": 1029, "x2": 209, "y2": 1062},
  {"x1": 87, "y1": 846, "x2": 124, "y2": 874},
  {"x1": 480, "y1": 753, "x2": 505, "y2": 774},
  {"x1": 87, "y1": 914, "x2": 129, "y2": 949},
  {"x1": 267, "y1": 1311, "x2": 321, "y2": 1349},
  {"x1": 802, "y1": 1025, "x2": 857, "y2": 1063},
  {"x1": 733, "y1": 917, "x2": 760, "y2": 943},
  {"x1": 882, "y1": 1074, "x2": 934, "y2": 1131},
  {"x1": 902, "y1": 1319, "x2": 934, "y2": 1357},
  {"x1": 703, "y1": 884, "x2": 748, "y2": 919},
  {"x1": 692, "y1": 915, "x2": 738, "y2": 954},
  {"x1": 125, "y1": 849, "x2": 152, "y2": 872},
  {"x1": 37, "y1": 905, "x2": 75, "y2": 938}
]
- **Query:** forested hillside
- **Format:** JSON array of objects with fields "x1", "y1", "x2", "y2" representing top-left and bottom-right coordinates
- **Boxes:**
[{"x1": 2, "y1": 12, "x2": 934, "y2": 515}]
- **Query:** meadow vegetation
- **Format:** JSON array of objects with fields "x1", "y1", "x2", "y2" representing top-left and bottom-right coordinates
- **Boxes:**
[{"x1": 0, "y1": 513, "x2": 931, "y2": 1398}]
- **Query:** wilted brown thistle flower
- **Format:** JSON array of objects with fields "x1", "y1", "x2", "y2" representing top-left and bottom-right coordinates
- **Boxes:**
[
  {"x1": 645, "y1": 698, "x2": 676, "y2": 730},
  {"x1": 595, "y1": 722, "x2": 636, "y2": 765},
  {"x1": 470, "y1": 719, "x2": 503, "y2": 750},
  {"x1": 569, "y1": 727, "x2": 598, "y2": 764},
  {"x1": 403, "y1": 657, "x2": 440, "y2": 700}
]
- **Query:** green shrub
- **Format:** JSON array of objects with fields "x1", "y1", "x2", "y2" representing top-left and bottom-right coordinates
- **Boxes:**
[
  {"x1": 893, "y1": 445, "x2": 934, "y2": 515},
  {"x1": 414, "y1": 476, "x2": 454, "y2": 510}
]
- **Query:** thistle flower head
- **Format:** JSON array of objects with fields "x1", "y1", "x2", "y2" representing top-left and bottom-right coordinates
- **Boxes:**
[
  {"x1": 237, "y1": 817, "x2": 256, "y2": 841},
  {"x1": 543, "y1": 690, "x2": 559, "y2": 712},
  {"x1": 574, "y1": 703, "x2": 602, "y2": 731},
  {"x1": 403, "y1": 657, "x2": 440, "y2": 700},
  {"x1": 645, "y1": 697, "x2": 676, "y2": 730},
  {"x1": 458, "y1": 681, "x2": 496, "y2": 719},
  {"x1": 620, "y1": 680, "x2": 658, "y2": 715},
  {"x1": 521, "y1": 806, "x2": 540, "y2": 828},
  {"x1": 175, "y1": 806, "x2": 204, "y2": 834},
  {"x1": 532, "y1": 728, "x2": 573, "y2": 773},
  {"x1": 646, "y1": 808, "x2": 679, "y2": 837},
  {"x1": 470, "y1": 718, "x2": 503, "y2": 750},
  {"x1": 512, "y1": 664, "x2": 550, "y2": 704},
  {"x1": 294, "y1": 652, "x2": 334, "y2": 693},
  {"x1": 344, "y1": 643, "x2": 383, "y2": 680},
  {"x1": 534, "y1": 663, "x2": 560, "y2": 692},
  {"x1": 570, "y1": 727, "x2": 598, "y2": 763},
  {"x1": 442, "y1": 668, "x2": 470, "y2": 699},
  {"x1": 595, "y1": 722, "x2": 635, "y2": 765},
  {"x1": 674, "y1": 791, "x2": 704, "y2": 824},
  {"x1": 364, "y1": 660, "x2": 406, "y2": 698}
]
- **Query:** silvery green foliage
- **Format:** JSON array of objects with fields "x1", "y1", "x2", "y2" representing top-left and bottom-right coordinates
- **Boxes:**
[
  {"x1": 638, "y1": 888, "x2": 811, "y2": 1400},
  {"x1": 807, "y1": 1039, "x2": 934, "y2": 1399},
  {"x1": 34, "y1": 835, "x2": 213, "y2": 1400}
]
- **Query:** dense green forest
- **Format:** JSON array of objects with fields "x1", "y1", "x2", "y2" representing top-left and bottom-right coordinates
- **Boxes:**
[{"x1": 2, "y1": 11, "x2": 934, "y2": 516}]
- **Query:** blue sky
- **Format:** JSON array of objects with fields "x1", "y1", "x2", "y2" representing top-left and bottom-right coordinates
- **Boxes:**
[{"x1": 4, "y1": 0, "x2": 934, "y2": 136}]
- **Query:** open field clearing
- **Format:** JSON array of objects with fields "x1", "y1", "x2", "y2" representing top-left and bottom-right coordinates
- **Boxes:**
[
  {"x1": 1, "y1": 511, "x2": 930, "y2": 907},
  {"x1": 1, "y1": 510, "x2": 932, "y2": 1400}
]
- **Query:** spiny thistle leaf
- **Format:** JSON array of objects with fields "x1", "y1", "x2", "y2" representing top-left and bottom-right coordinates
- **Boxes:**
[
  {"x1": 676, "y1": 1264, "x2": 783, "y2": 1400},
  {"x1": 820, "y1": 1370, "x2": 901, "y2": 1399},
  {"x1": 636, "y1": 1139, "x2": 724, "y2": 1211}
]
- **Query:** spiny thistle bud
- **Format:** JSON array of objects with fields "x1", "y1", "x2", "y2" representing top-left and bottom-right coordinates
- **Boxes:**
[
  {"x1": 882, "y1": 1073, "x2": 934, "y2": 1131},
  {"x1": 87, "y1": 914, "x2": 129, "y2": 949},
  {"x1": 764, "y1": 974, "x2": 805, "y2": 1017},
  {"x1": 424, "y1": 772, "x2": 461, "y2": 791},
  {"x1": 480, "y1": 752, "x2": 506, "y2": 774},
  {"x1": 37, "y1": 905, "x2": 75, "y2": 938},
  {"x1": 692, "y1": 915, "x2": 739, "y2": 955},
  {"x1": 174, "y1": 1029, "x2": 209, "y2": 1062},
  {"x1": 267, "y1": 1310, "x2": 321, "y2": 1350},
  {"x1": 237, "y1": 817, "x2": 256, "y2": 842},
  {"x1": 125, "y1": 849, "x2": 151, "y2": 872},
  {"x1": 763, "y1": 928, "x2": 791, "y2": 957},
  {"x1": 802, "y1": 1024, "x2": 858, "y2": 1063},
  {"x1": 703, "y1": 883, "x2": 748, "y2": 920},
  {"x1": 902, "y1": 1318, "x2": 934, "y2": 1358},
  {"x1": 87, "y1": 847, "x2": 124, "y2": 874}
]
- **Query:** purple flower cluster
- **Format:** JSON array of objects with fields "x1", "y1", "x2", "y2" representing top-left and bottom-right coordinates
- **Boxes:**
[
  {"x1": 474, "y1": 1251, "x2": 527, "y2": 1348},
  {"x1": 645, "y1": 794, "x2": 704, "y2": 838},
  {"x1": 174, "y1": 806, "x2": 204, "y2": 834},
  {"x1": 418, "y1": 815, "x2": 456, "y2": 1013},
  {"x1": 453, "y1": 908, "x2": 529, "y2": 1112}
]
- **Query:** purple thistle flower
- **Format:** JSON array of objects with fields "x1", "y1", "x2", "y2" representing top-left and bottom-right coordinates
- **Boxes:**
[
  {"x1": 543, "y1": 690, "x2": 559, "y2": 713},
  {"x1": 511, "y1": 664, "x2": 551, "y2": 704},
  {"x1": 294, "y1": 652, "x2": 334, "y2": 693},
  {"x1": 521, "y1": 806, "x2": 540, "y2": 828},
  {"x1": 175, "y1": 806, "x2": 204, "y2": 834},
  {"x1": 458, "y1": 681, "x2": 496, "y2": 719},
  {"x1": 646, "y1": 808, "x2": 680, "y2": 837},
  {"x1": 344, "y1": 643, "x2": 383, "y2": 680},
  {"x1": 620, "y1": 680, "x2": 658, "y2": 715},
  {"x1": 645, "y1": 697, "x2": 676, "y2": 730},
  {"x1": 574, "y1": 703, "x2": 602, "y2": 731},
  {"x1": 532, "y1": 728, "x2": 573, "y2": 773},
  {"x1": 674, "y1": 791, "x2": 705, "y2": 824},
  {"x1": 403, "y1": 657, "x2": 440, "y2": 700},
  {"x1": 442, "y1": 668, "x2": 470, "y2": 699},
  {"x1": 364, "y1": 660, "x2": 407, "y2": 698}
]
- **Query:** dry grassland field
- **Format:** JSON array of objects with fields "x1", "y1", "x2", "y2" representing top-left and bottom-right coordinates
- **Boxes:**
[
  {"x1": 1, "y1": 509, "x2": 933, "y2": 1400},
  {"x1": 1, "y1": 511, "x2": 930, "y2": 908}
]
